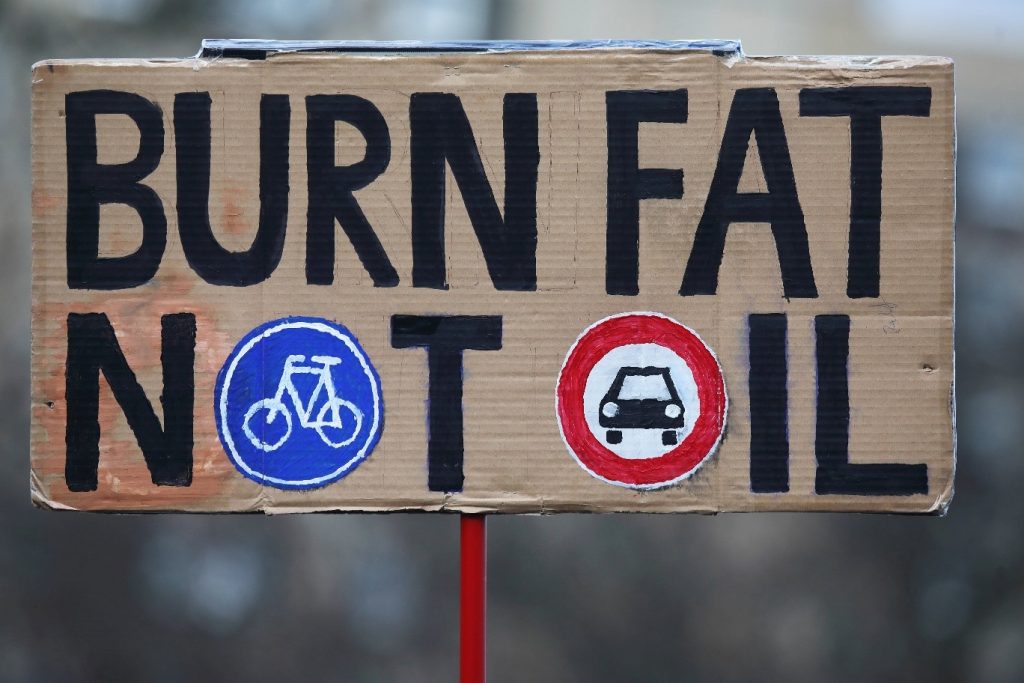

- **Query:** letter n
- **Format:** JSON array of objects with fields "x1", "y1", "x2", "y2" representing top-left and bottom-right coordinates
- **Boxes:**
[{"x1": 65, "y1": 313, "x2": 195, "y2": 491}]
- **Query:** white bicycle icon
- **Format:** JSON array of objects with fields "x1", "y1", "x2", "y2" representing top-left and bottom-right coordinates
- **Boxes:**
[{"x1": 242, "y1": 354, "x2": 364, "y2": 452}]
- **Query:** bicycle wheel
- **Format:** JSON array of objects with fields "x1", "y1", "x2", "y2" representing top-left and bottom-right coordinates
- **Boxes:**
[
  {"x1": 315, "y1": 398, "x2": 364, "y2": 448},
  {"x1": 243, "y1": 398, "x2": 293, "y2": 452}
]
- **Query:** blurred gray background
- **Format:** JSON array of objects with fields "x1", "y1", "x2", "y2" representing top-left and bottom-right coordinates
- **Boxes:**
[{"x1": 2, "y1": 0, "x2": 1020, "y2": 681}]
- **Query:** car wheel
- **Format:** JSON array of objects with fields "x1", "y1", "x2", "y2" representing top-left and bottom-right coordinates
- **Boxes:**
[
  {"x1": 607, "y1": 430, "x2": 622, "y2": 444},
  {"x1": 662, "y1": 430, "x2": 677, "y2": 446}
]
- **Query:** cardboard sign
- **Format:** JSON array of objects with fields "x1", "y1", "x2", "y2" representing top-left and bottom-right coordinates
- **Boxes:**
[{"x1": 30, "y1": 40, "x2": 955, "y2": 513}]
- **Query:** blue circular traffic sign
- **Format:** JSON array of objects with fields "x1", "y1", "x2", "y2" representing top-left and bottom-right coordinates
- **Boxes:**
[{"x1": 215, "y1": 317, "x2": 384, "y2": 490}]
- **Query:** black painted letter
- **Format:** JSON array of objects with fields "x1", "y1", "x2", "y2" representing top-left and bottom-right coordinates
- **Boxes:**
[
  {"x1": 800, "y1": 87, "x2": 931, "y2": 298},
  {"x1": 66, "y1": 90, "x2": 165, "y2": 289},
  {"x1": 749, "y1": 313, "x2": 789, "y2": 493},
  {"x1": 65, "y1": 313, "x2": 196, "y2": 492},
  {"x1": 306, "y1": 95, "x2": 398, "y2": 286},
  {"x1": 814, "y1": 314, "x2": 928, "y2": 495},
  {"x1": 390, "y1": 315, "x2": 503, "y2": 492},
  {"x1": 606, "y1": 89, "x2": 687, "y2": 295},
  {"x1": 410, "y1": 93, "x2": 539, "y2": 291},
  {"x1": 175, "y1": 93, "x2": 290, "y2": 285},
  {"x1": 681, "y1": 88, "x2": 816, "y2": 298}
]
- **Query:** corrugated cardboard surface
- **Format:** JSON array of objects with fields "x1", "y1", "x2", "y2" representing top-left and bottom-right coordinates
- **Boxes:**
[{"x1": 30, "y1": 46, "x2": 955, "y2": 513}]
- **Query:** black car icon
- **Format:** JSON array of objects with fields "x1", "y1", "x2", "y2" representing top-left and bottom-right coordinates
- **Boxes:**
[{"x1": 599, "y1": 366, "x2": 685, "y2": 446}]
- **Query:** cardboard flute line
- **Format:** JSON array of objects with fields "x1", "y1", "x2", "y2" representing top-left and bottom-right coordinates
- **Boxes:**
[{"x1": 30, "y1": 41, "x2": 955, "y2": 514}]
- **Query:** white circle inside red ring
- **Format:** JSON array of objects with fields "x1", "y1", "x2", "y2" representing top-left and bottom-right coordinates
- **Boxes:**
[{"x1": 556, "y1": 312, "x2": 728, "y2": 490}]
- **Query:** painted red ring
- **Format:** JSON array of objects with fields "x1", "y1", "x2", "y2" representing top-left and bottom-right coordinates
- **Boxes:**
[{"x1": 556, "y1": 313, "x2": 727, "y2": 489}]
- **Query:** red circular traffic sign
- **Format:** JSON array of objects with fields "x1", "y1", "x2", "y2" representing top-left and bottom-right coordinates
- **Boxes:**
[{"x1": 556, "y1": 312, "x2": 727, "y2": 489}]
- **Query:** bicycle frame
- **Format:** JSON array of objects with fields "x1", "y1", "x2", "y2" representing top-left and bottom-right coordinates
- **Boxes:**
[{"x1": 271, "y1": 354, "x2": 344, "y2": 428}]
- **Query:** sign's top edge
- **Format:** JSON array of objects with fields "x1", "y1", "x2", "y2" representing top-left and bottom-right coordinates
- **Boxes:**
[{"x1": 197, "y1": 38, "x2": 744, "y2": 59}]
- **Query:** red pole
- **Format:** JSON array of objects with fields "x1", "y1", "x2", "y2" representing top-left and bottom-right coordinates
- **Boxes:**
[{"x1": 460, "y1": 513, "x2": 487, "y2": 683}]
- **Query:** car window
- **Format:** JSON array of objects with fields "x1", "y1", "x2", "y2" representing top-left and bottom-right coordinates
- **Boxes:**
[{"x1": 618, "y1": 373, "x2": 671, "y2": 400}]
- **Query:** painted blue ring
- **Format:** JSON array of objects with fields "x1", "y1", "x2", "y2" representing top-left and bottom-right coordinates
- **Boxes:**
[{"x1": 214, "y1": 316, "x2": 384, "y2": 490}]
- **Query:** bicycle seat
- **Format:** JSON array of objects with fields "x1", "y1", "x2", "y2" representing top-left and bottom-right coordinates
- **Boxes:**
[{"x1": 311, "y1": 355, "x2": 343, "y2": 366}]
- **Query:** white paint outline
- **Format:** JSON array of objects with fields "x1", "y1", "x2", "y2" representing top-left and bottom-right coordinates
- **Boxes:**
[
  {"x1": 217, "y1": 319, "x2": 382, "y2": 488},
  {"x1": 555, "y1": 311, "x2": 729, "y2": 491}
]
